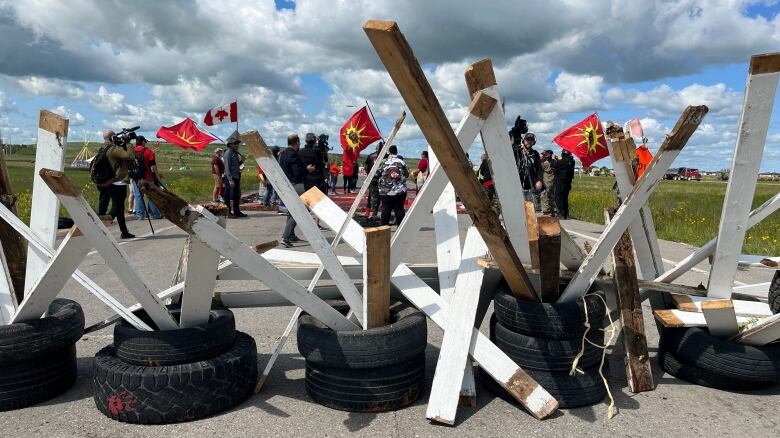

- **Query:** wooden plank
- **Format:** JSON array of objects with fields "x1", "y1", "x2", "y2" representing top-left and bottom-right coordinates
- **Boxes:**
[
  {"x1": 390, "y1": 96, "x2": 490, "y2": 271},
  {"x1": 393, "y1": 263, "x2": 557, "y2": 420},
  {"x1": 25, "y1": 110, "x2": 68, "y2": 296},
  {"x1": 700, "y1": 299, "x2": 740, "y2": 338},
  {"x1": 142, "y1": 182, "x2": 358, "y2": 332},
  {"x1": 537, "y1": 217, "x2": 561, "y2": 302},
  {"x1": 733, "y1": 311, "x2": 780, "y2": 345},
  {"x1": 179, "y1": 209, "x2": 224, "y2": 328},
  {"x1": 525, "y1": 202, "x2": 540, "y2": 270},
  {"x1": 363, "y1": 226, "x2": 391, "y2": 329},
  {"x1": 0, "y1": 145, "x2": 26, "y2": 303},
  {"x1": 658, "y1": 193, "x2": 780, "y2": 284},
  {"x1": 0, "y1": 243, "x2": 15, "y2": 324},
  {"x1": 426, "y1": 228, "x2": 488, "y2": 425},
  {"x1": 40, "y1": 170, "x2": 179, "y2": 330},
  {"x1": 709, "y1": 53, "x2": 780, "y2": 298},
  {"x1": 671, "y1": 294, "x2": 772, "y2": 317},
  {"x1": 560, "y1": 105, "x2": 708, "y2": 302},
  {"x1": 11, "y1": 227, "x2": 90, "y2": 323},
  {"x1": 430, "y1": 149, "x2": 461, "y2": 303},
  {"x1": 363, "y1": 20, "x2": 536, "y2": 302},
  {"x1": 607, "y1": 208, "x2": 653, "y2": 393},
  {"x1": 654, "y1": 308, "x2": 753, "y2": 328},
  {"x1": 243, "y1": 132, "x2": 364, "y2": 323},
  {"x1": 559, "y1": 226, "x2": 586, "y2": 271},
  {"x1": 0, "y1": 189, "x2": 151, "y2": 330}
]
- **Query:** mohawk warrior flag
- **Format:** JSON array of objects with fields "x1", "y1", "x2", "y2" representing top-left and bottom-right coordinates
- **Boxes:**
[
  {"x1": 203, "y1": 101, "x2": 238, "y2": 126},
  {"x1": 339, "y1": 106, "x2": 382, "y2": 176},
  {"x1": 156, "y1": 118, "x2": 218, "y2": 152},
  {"x1": 553, "y1": 113, "x2": 609, "y2": 169}
]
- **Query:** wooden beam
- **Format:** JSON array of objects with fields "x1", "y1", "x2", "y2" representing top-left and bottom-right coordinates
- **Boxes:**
[
  {"x1": 559, "y1": 105, "x2": 708, "y2": 302},
  {"x1": 525, "y1": 202, "x2": 540, "y2": 271},
  {"x1": 179, "y1": 207, "x2": 225, "y2": 328},
  {"x1": 607, "y1": 208, "x2": 653, "y2": 393},
  {"x1": 709, "y1": 52, "x2": 780, "y2": 298},
  {"x1": 253, "y1": 240, "x2": 279, "y2": 254},
  {"x1": 671, "y1": 294, "x2": 772, "y2": 317},
  {"x1": 0, "y1": 145, "x2": 26, "y2": 303},
  {"x1": 25, "y1": 110, "x2": 68, "y2": 296},
  {"x1": 363, "y1": 226, "x2": 391, "y2": 329},
  {"x1": 732, "y1": 311, "x2": 780, "y2": 345},
  {"x1": 654, "y1": 308, "x2": 753, "y2": 328},
  {"x1": 363, "y1": 20, "x2": 536, "y2": 302},
  {"x1": 559, "y1": 226, "x2": 586, "y2": 271},
  {"x1": 427, "y1": 228, "x2": 488, "y2": 425},
  {"x1": 537, "y1": 217, "x2": 561, "y2": 302},
  {"x1": 11, "y1": 227, "x2": 90, "y2": 323},
  {"x1": 699, "y1": 299, "x2": 740, "y2": 338},
  {"x1": 393, "y1": 263, "x2": 557, "y2": 420}
]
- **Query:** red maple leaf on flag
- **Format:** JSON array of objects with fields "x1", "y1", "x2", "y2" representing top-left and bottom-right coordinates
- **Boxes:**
[{"x1": 215, "y1": 109, "x2": 229, "y2": 121}]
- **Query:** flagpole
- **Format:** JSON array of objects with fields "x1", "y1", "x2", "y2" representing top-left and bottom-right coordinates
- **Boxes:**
[{"x1": 364, "y1": 100, "x2": 384, "y2": 140}]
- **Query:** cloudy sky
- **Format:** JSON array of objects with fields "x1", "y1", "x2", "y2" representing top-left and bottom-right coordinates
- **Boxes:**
[{"x1": 1, "y1": 0, "x2": 780, "y2": 171}]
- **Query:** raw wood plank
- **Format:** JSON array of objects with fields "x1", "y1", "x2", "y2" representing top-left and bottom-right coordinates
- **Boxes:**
[
  {"x1": 0, "y1": 145, "x2": 26, "y2": 303},
  {"x1": 733, "y1": 312, "x2": 780, "y2": 345},
  {"x1": 427, "y1": 228, "x2": 488, "y2": 425},
  {"x1": 654, "y1": 308, "x2": 753, "y2": 328},
  {"x1": 393, "y1": 263, "x2": 557, "y2": 420},
  {"x1": 525, "y1": 202, "x2": 540, "y2": 270},
  {"x1": 363, "y1": 226, "x2": 391, "y2": 329},
  {"x1": 363, "y1": 20, "x2": 536, "y2": 302},
  {"x1": 607, "y1": 208, "x2": 653, "y2": 393},
  {"x1": 25, "y1": 110, "x2": 68, "y2": 296},
  {"x1": 11, "y1": 227, "x2": 90, "y2": 323},
  {"x1": 537, "y1": 216, "x2": 561, "y2": 302},
  {"x1": 709, "y1": 53, "x2": 780, "y2": 298},
  {"x1": 243, "y1": 132, "x2": 364, "y2": 322},
  {"x1": 39, "y1": 170, "x2": 178, "y2": 330},
  {"x1": 671, "y1": 294, "x2": 772, "y2": 317},
  {"x1": 700, "y1": 299, "x2": 740, "y2": 338},
  {"x1": 560, "y1": 105, "x2": 709, "y2": 302},
  {"x1": 0, "y1": 243, "x2": 15, "y2": 324},
  {"x1": 179, "y1": 209, "x2": 225, "y2": 328}
]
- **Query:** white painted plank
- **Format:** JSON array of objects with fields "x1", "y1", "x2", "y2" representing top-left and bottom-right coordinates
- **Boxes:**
[
  {"x1": 393, "y1": 264, "x2": 557, "y2": 420},
  {"x1": 430, "y1": 149, "x2": 461, "y2": 302},
  {"x1": 737, "y1": 255, "x2": 780, "y2": 269},
  {"x1": 263, "y1": 249, "x2": 361, "y2": 267},
  {"x1": 0, "y1": 200, "x2": 151, "y2": 330},
  {"x1": 653, "y1": 308, "x2": 754, "y2": 328},
  {"x1": 733, "y1": 312, "x2": 780, "y2": 345},
  {"x1": 700, "y1": 300, "x2": 740, "y2": 338},
  {"x1": 426, "y1": 228, "x2": 488, "y2": 425},
  {"x1": 55, "y1": 193, "x2": 178, "y2": 330},
  {"x1": 219, "y1": 285, "x2": 346, "y2": 308},
  {"x1": 0, "y1": 243, "x2": 15, "y2": 324},
  {"x1": 179, "y1": 236, "x2": 221, "y2": 328},
  {"x1": 709, "y1": 63, "x2": 780, "y2": 298},
  {"x1": 559, "y1": 226, "x2": 586, "y2": 272},
  {"x1": 11, "y1": 228, "x2": 90, "y2": 323},
  {"x1": 560, "y1": 106, "x2": 708, "y2": 302},
  {"x1": 672, "y1": 294, "x2": 773, "y2": 317},
  {"x1": 25, "y1": 111, "x2": 68, "y2": 296},
  {"x1": 732, "y1": 282, "x2": 770, "y2": 299}
]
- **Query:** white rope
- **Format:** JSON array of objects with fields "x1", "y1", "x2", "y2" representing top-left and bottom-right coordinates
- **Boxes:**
[{"x1": 569, "y1": 293, "x2": 618, "y2": 419}]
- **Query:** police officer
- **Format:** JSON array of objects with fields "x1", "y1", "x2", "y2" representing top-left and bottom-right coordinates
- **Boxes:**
[{"x1": 517, "y1": 133, "x2": 543, "y2": 211}]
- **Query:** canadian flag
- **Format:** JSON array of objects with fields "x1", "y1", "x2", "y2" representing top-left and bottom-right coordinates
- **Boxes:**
[{"x1": 203, "y1": 101, "x2": 238, "y2": 126}]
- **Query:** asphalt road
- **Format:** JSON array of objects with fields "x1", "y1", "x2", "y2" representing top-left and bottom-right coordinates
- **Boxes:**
[{"x1": 0, "y1": 206, "x2": 777, "y2": 437}]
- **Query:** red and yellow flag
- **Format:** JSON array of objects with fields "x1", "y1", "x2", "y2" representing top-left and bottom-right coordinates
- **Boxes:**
[
  {"x1": 156, "y1": 118, "x2": 218, "y2": 152},
  {"x1": 340, "y1": 106, "x2": 382, "y2": 176},
  {"x1": 553, "y1": 113, "x2": 609, "y2": 169}
]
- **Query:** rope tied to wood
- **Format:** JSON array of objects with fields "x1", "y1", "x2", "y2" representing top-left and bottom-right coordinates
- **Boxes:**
[{"x1": 569, "y1": 293, "x2": 618, "y2": 419}]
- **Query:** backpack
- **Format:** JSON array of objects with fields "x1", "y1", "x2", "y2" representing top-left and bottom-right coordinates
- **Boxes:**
[
  {"x1": 128, "y1": 148, "x2": 146, "y2": 180},
  {"x1": 90, "y1": 145, "x2": 115, "y2": 185}
]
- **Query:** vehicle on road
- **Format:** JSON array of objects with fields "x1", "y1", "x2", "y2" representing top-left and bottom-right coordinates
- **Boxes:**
[{"x1": 665, "y1": 167, "x2": 701, "y2": 181}]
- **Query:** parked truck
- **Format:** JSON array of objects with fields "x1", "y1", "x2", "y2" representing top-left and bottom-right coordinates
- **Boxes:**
[{"x1": 664, "y1": 167, "x2": 701, "y2": 181}]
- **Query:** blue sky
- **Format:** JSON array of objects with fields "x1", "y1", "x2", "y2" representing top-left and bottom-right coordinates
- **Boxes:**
[{"x1": 1, "y1": 0, "x2": 780, "y2": 171}]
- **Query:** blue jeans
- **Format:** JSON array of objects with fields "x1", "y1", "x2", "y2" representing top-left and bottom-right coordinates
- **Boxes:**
[
  {"x1": 131, "y1": 180, "x2": 161, "y2": 220},
  {"x1": 262, "y1": 183, "x2": 278, "y2": 205}
]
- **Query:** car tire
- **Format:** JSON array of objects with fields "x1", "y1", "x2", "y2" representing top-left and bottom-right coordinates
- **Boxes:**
[
  {"x1": 0, "y1": 344, "x2": 78, "y2": 411},
  {"x1": 93, "y1": 331, "x2": 257, "y2": 424},
  {"x1": 658, "y1": 348, "x2": 770, "y2": 391},
  {"x1": 769, "y1": 271, "x2": 780, "y2": 315},
  {"x1": 0, "y1": 298, "x2": 84, "y2": 365},
  {"x1": 113, "y1": 305, "x2": 235, "y2": 366},
  {"x1": 305, "y1": 354, "x2": 424, "y2": 413},
  {"x1": 297, "y1": 301, "x2": 427, "y2": 369}
]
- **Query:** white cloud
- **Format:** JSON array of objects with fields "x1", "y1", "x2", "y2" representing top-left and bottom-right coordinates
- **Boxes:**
[
  {"x1": 49, "y1": 105, "x2": 85, "y2": 126},
  {"x1": 90, "y1": 86, "x2": 127, "y2": 114},
  {"x1": 0, "y1": 90, "x2": 15, "y2": 111},
  {"x1": 624, "y1": 83, "x2": 742, "y2": 119},
  {"x1": 16, "y1": 76, "x2": 84, "y2": 99}
]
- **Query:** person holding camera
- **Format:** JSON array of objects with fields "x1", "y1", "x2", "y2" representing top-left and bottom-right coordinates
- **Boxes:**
[
  {"x1": 223, "y1": 131, "x2": 247, "y2": 218},
  {"x1": 551, "y1": 149, "x2": 575, "y2": 219},
  {"x1": 129, "y1": 136, "x2": 162, "y2": 221},
  {"x1": 516, "y1": 133, "x2": 543, "y2": 211},
  {"x1": 540, "y1": 149, "x2": 557, "y2": 216},
  {"x1": 96, "y1": 130, "x2": 136, "y2": 239}
]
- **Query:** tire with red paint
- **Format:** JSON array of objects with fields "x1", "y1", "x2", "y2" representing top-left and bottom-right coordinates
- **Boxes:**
[{"x1": 93, "y1": 331, "x2": 257, "y2": 424}]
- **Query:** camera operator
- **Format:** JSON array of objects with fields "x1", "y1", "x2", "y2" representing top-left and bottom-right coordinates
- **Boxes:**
[
  {"x1": 516, "y1": 133, "x2": 543, "y2": 211},
  {"x1": 96, "y1": 130, "x2": 136, "y2": 239},
  {"x1": 299, "y1": 132, "x2": 327, "y2": 194}
]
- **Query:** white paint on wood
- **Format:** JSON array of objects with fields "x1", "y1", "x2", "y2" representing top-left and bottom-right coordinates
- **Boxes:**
[
  {"x1": 11, "y1": 229, "x2": 90, "y2": 323},
  {"x1": 179, "y1": 236, "x2": 221, "y2": 328},
  {"x1": 392, "y1": 263, "x2": 557, "y2": 420},
  {"x1": 653, "y1": 308, "x2": 754, "y2": 328},
  {"x1": 732, "y1": 282, "x2": 770, "y2": 299},
  {"x1": 25, "y1": 122, "x2": 67, "y2": 296},
  {"x1": 0, "y1": 243, "x2": 15, "y2": 324},
  {"x1": 0, "y1": 201, "x2": 151, "y2": 330},
  {"x1": 426, "y1": 228, "x2": 488, "y2": 425},
  {"x1": 55, "y1": 194, "x2": 178, "y2": 330},
  {"x1": 672, "y1": 295, "x2": 773, "y2": 317},
  {"x1": 709, "y1": 71, "x2": 779, "y2": 297},
  {"x1": 559, "y1": 226, "x2": 586, "y2": 271},
  {"x1": 700, "y1": 300, "x2": 740, "y2": 338},
  {"x1": 733, "y1": 311, "x2": 780, "y2": 345},
  {"x1": 429, "y1": 149, "x2": 461, "y2": 302}
]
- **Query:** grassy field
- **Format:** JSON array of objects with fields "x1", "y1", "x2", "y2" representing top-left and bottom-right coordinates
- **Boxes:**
[{"x1": 3, "y1": 142, "x2": 779, "y2": 255}]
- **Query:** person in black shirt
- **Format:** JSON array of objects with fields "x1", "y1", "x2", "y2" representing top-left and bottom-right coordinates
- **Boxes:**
[
  {"x1": 298, "y1": 132, "x2": 327, "y2": 193},
  {"x1": 279, "y1": 134, "x2": 315, "y2": 246},
  {"x1": 551, "y1": 149, "x2": 575, "y2": 219},
  {"x1": 517, "y1": 133, "x2": 543, "y2": 211}
]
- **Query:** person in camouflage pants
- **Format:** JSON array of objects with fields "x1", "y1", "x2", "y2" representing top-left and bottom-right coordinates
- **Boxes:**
[{"x1": 540, "y1": 149, "x2": 557, "y2": 216}]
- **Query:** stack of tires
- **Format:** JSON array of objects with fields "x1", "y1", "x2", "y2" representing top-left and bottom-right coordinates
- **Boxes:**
[
  {"x1": 297, "y1": 301, "x2": 427, "y2": 412},
  {"x1": 769, "y1": 270, "x2": 779, "y2": 315},
  {"x1": 484, "y1": 281, "x2": 609, "y2": 408},
  {"x1": 93, "y1": 305, "x2": 257, "y2": 424},
  {"x1": 0, "y1": 299, "x2": 84, "y2": 411}
]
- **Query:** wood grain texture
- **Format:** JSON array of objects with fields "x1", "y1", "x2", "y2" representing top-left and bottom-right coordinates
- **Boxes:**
[
  {"x1": 363, "y1": 226, "x2": 391, "y2": 329},
  {"x1": 749, "y1": 52, "x2": 780, "y2": 74},
  {"x1": 525, "y1": 202, "x2": 540, "y2": 270},
  {"x1": 468, "y1": 91, "x2": 497, "y2": 119},
  {"x1": 37, "y1": 169, "x2": 80, "y2": 196},
  {"x1": 0, "y1": 146, "x2": 26, "y2": 302},
  {"x1": 537, "y1": 216, "x2": 561, "y2": 303},
  {"x1": 38, "y1": 109, "x2": 68, "y2": 136},
  {"x1": 464, "y1": 58, "x2": 497, "y2": 97}
]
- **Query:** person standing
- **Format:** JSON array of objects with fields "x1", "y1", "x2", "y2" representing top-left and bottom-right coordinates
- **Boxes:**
[
  {"x1": 279, "y1": 134, "x2": 315, "y2": 247},
  {"x1": 364, "y1": 142, "x2": 382, "y2": 218},
  {"x1": 552, "y1": 149, "x2": 575, "y2": 219},
  {"x1": 416, "y1": 150, "x2": 429, "y2": 190},
  {"x1": 378, "y1": 145, "x2": 409, "y2": 226},
  {"x1": 517, "y1": 133, "x2": 543, "y2": 211},
  {"x1": 130, "y1": 136, "x2": 162, "y2": 220},
  {"x1": 540, "y1": 149, "x2": 557, "y2": 217},
  {"x1": 223, "y1": 131, "x2": 247, "y2": 218},
  {"x1": 477, "y1": 153, "x2": 500, "y2": 214},
  {"x1": 329, "y1": 160, "x2": 340, "y2": 195},
  {"x1": 96, "y1": 130, "x2": 135, "y2": 239},
  {"x1": 299, "y1": 133, "x2": 328, "y2": 194},
  {"x1": 211, "y1": 148, "x2": 225, "y2": 203},
  {"x1": 262, "y1": 146, "x2": 281, "y2": 206}
]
